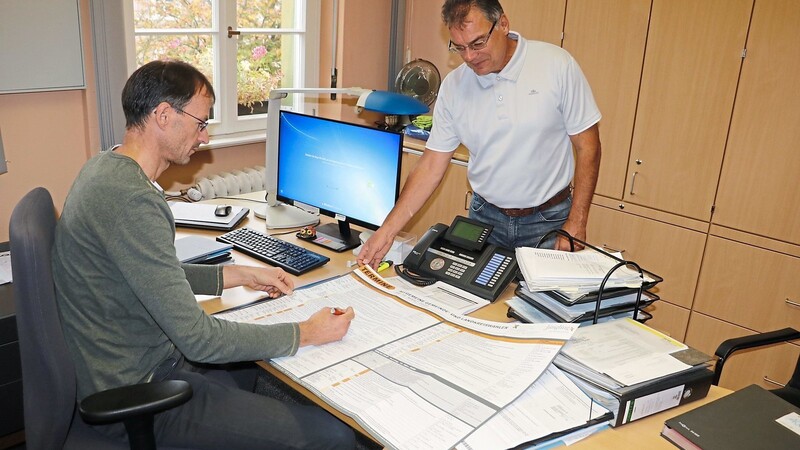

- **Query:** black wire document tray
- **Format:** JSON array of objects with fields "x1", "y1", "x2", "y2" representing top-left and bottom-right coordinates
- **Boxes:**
[{"x1": 514, "y1": 283, "x2": 659, "y2": 323}]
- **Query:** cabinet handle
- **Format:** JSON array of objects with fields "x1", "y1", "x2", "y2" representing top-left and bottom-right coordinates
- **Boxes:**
[
  {"x1": 464, "y1": 190, "x2": 473, "y2": 210},
  {"x1": 630, "y1": 172, "x2": 638, "y2": 195},
  {"x1": 763, "y1": 376, "x2": 787, "y2": 388},
  {"x1": 786, "y1": 298, "x2": 800, "y2": 308}
]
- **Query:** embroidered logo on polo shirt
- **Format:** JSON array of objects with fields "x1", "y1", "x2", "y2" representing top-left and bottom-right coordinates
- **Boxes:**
[{"x1": 528, "y1": 89, "x2": 539, "y2": 95}]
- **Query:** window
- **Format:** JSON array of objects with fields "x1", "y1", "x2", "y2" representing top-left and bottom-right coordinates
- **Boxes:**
[{"x1": 126, "y1": 0, "x2": 320, "y2": 141}]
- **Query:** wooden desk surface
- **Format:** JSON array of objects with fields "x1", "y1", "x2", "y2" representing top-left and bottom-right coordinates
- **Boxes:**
[{"x1": 184, "y1": 192, "x2": 730, "y2": 448}]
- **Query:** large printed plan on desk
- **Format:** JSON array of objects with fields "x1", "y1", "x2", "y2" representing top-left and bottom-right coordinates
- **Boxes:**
[{"x1": 216, "y1": 265, "x2": 592, "y2": 450}]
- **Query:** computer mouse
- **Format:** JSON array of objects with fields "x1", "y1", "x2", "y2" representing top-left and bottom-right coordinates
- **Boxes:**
[{"x1": 214, "y1": 205, "x2": 232, "y2": 217}]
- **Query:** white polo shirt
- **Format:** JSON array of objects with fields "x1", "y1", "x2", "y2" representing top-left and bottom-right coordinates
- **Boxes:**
[{"x1": 426, "y1": 32, "x2": 601, "y2": 208}]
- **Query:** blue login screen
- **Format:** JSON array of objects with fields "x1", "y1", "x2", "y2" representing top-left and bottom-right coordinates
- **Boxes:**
[{"x1": 277, "y1": 111, "x2": 402, "y2": 229}]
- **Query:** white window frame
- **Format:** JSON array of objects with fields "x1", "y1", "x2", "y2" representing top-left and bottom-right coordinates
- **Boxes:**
[{"x1": 122, "y1": 0, "x2": 320, "y2": 147}]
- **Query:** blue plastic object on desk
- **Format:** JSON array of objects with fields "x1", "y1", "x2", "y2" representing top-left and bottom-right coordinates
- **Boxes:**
[{"x1": 404, "y1": 124, "x2": 430, "y2": 141}]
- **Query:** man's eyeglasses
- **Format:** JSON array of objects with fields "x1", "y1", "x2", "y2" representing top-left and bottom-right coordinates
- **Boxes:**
[
  {"x1": 174, "y1": 107, "x2": 209, "y2": 132},
  {"x1": 448, "y1": 20, "x2": 497, "y2": 54}
]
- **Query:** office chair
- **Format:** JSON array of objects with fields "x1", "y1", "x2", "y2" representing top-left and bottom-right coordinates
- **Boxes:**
[
  {"x1": 10, "y1": 187, "x2": 193, "y2": 450},
  {"x1": 713, "y1": 327, "x2": 800, "y2": 408}
]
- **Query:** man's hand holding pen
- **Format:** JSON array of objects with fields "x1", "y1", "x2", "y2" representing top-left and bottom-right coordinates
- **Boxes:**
[{"x1": 298, "y1": 306, "x2": 355, "y2": 347}]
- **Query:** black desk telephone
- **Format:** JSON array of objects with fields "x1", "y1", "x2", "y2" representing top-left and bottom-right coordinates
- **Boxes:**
[{"x1": 401, "y1": 216, "x2": 518, "y2": 302}]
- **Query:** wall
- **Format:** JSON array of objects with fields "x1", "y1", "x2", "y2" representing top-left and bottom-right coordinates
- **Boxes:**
[{"x1": 0, "y1": 0, "x2": 98, "y2": 242}]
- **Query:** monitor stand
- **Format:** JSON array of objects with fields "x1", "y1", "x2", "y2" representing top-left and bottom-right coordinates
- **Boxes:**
[
  {"x1": 254, "y1": 203, "x2": 319, "y2": 229},
  {"x1": 311, "y1": 221, "x2": 361, "y2": 252}
]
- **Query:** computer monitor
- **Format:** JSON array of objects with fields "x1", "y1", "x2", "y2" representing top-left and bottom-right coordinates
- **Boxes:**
[{"x1": 275, "y1": 110, "x2": 403, "y2": 251}]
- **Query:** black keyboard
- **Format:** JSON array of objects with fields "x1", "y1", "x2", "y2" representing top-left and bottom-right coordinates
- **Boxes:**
[{"x1": 216, "y1": 227, "x2": 329, "y2": 275}]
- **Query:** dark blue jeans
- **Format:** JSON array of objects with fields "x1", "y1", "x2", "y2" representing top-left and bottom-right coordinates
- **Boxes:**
[{"x1": 469, "y1": 192, "x2": 572, "y2": 250}]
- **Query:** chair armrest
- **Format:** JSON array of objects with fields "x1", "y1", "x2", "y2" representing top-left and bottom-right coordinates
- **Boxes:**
[
  {"x1": 713, "y1": 327, "x2": 800, "y2": 385},
  {"x1": 79, "y1": 379, "x2": 192, "y2": 425}
]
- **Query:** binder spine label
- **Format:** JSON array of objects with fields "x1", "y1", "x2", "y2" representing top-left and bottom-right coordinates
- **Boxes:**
[{"x1": 622, "y1": 384, "x2": 684, "y2": 424}]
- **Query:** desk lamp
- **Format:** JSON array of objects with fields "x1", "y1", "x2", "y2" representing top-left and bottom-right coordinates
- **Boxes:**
[{"x1": 255, "y1": 88, "x2": 428, "y2": 228}]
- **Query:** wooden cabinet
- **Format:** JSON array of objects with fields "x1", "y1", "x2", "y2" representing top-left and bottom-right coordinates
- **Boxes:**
[
  {"x1": 625, "y1": 0, "x2": 751, "y2": 220},
  {"x1": 503, "y1": 0, "x2": 566, "y2": 45},
  {"x1": 685, "y1": 312, "x2": 800, "y2": 391},
  {"x1": 586, "y1": 202, "x2": 707, "y2": 310},
  {"x1": 712, "y1": 0, "x2": 800, "y2": 246},
  {"x1": 562, "y1": 0, "x2": 650, "y2": 199},
  {"x1": 693, "y1": 236, "x2": 800, "y2": 333},
  {"x1": 642, "y1": 300, "x2": 691, "y2": 342},
  {"x1": 400, "y1": 150, "x2": 472, "y2": 240}
]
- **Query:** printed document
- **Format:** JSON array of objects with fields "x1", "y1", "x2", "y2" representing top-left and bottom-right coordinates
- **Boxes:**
[
  {"x1": 216, "y1": 270, "x2": 577, "y2": 450},
  {"x1": 560, "y1": 318, "x2": 690, "y2": 386},
  {"x1": 0, "y1": 251, "x2": 11, "y2": 285},
  {"x1": 456, "y1": 366, "x2": 610, "y2": 450},
  {"x1": 516, "y1": 247, "x2": 649, "y2": 294}
]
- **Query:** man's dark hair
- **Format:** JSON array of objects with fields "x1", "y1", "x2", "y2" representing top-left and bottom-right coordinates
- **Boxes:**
[
  {"x1": 122, "y1": 59, "x2": 215, "y2": 130},
  {"x1": 442, "y1": 0, "x2": 504, "y2": 29}
]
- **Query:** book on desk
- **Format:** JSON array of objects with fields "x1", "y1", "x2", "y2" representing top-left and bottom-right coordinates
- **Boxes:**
[{"x1": 661, "y1": 384, "x2": 800, "y2": 449}]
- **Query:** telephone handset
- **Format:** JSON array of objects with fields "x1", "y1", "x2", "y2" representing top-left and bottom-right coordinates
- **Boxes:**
[{"x1": 402, "y1": 216, "x2": 518, "y2": 302}]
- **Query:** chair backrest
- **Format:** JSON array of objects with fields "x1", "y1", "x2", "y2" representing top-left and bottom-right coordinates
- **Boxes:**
[{"x1": 10, "y1": 187, "x2": 77, "y2": 450}]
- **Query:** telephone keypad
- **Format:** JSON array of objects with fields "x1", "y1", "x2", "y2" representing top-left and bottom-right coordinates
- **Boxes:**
[{"x1": 445, "y1": 261, "x2": 469, "y2": 279}]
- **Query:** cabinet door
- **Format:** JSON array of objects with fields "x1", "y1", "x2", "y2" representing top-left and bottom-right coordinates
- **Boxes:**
[
  {"x1": 562, "y1": 0, "x2": 650, "y2": 199},
  {"x1": 400, "y1": 151, "x2": 472, "y2": 240},
  {"x1": 685, "y1": 312, "x2": 800, "y2": 391},
  {"x1": 713, "y1": 0, "x2": 800, "y2": 245},
  {"x1": 586, "y1": 204, "x2": 706, "y2": 309},
  {"x1": 643, "y1": 300, "x2": 690, "y2": 342},
  {"x1": 503, "y1": 0, "x2": 566, "y2": 46},
  {"x1": 625, "y1": 0, "x2": 751, "y2": 220},
  {"x1": 693, "y1": 236, "x2": 800, "y2": 332}
]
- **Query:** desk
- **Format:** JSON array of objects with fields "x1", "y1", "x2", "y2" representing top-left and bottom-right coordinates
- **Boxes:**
[{"x1": 183, "y1": 192, "x2": 730, "y2": 449}]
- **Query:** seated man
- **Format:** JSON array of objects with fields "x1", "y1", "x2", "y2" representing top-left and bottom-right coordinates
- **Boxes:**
[{"x1": 52, "y1": 59, "x2": 356, "y2": 449}]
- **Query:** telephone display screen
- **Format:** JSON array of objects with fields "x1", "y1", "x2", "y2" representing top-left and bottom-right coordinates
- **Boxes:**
[{"x1": 450, "y1": 220, "x2": 484, "y2": 243}]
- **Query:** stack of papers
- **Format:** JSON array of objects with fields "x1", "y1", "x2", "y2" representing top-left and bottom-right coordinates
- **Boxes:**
[
  {"x1": 515, "y1": 247, "x2": 651, "y2": 297},
  {"x1": 513, "y1": 281, "x2": 657, "y2": 324},
  {"x1": 556, "y1": 319, "x2": 711, "y2": 389},
  {"x1": 552, "y1": 318, "x2": 714, "y2": 427}
]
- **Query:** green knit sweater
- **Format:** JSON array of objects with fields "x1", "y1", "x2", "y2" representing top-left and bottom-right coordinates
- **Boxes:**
[{"x1": 53, "y1": 150, "x2": 299, "y2": 400}]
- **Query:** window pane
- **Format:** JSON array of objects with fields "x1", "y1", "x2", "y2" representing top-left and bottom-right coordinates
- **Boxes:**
[
  {"x1": 237, "y1": 34, "x2": 286, "y2": 116},
  {"x1": 135, "y1": 35, "x2": 214, "y2": 84},
  {"x1": 133, "y1": 0, "x2": 213, "y2": 29},
  {"x1": 237, "y1": 0, "x2": 296, "y2": 29}
]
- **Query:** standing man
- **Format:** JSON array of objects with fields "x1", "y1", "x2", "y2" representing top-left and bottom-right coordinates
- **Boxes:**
[
  {"x1": 52, "y1": 60, "x2": 356, "y2": 449},
  {"x1": 359, "y1": 0, "x2": 601, "y2": 267}
]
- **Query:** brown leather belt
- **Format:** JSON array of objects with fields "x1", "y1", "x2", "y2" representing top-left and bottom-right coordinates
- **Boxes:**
[{"x1": 495, "y1": 186, "x2": 571, "y2": 217}]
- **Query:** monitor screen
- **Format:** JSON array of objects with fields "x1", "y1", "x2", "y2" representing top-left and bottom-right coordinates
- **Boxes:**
[{"x1": 277, "y1": 110, "x2": 403, "y2": 251}]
